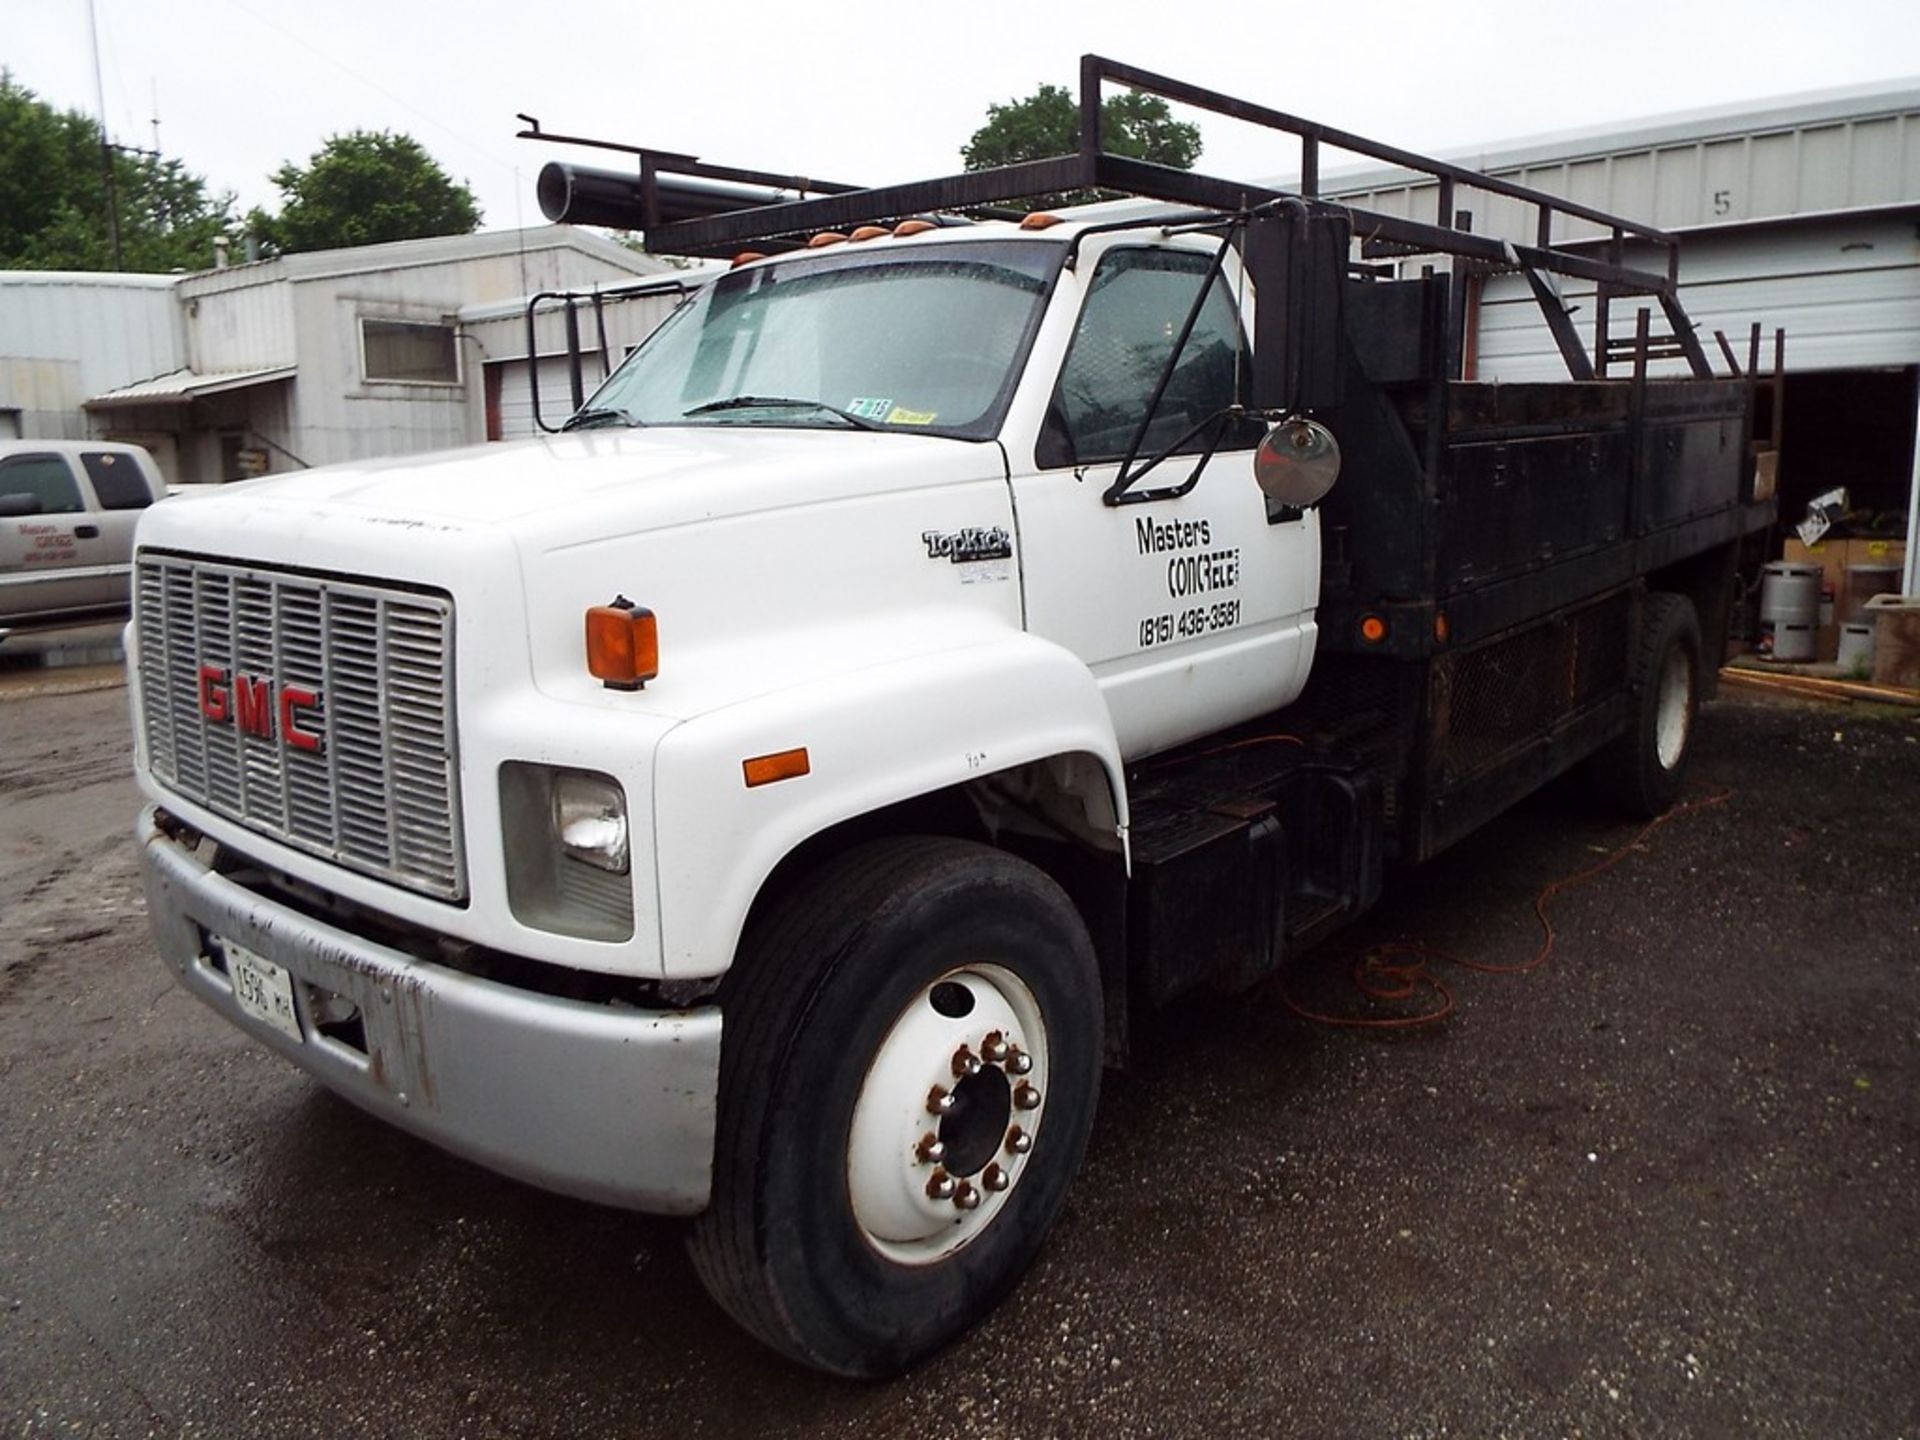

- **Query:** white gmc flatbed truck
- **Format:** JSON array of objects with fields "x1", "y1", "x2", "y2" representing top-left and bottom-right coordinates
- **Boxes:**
[{"x1": 132, "y1": 59, "x2": 1777, "y2": 1375}]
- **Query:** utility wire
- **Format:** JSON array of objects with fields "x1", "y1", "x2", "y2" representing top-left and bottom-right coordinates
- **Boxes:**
[{"x1": 210, "y1": 0, "x2": 521, "y2": 185}]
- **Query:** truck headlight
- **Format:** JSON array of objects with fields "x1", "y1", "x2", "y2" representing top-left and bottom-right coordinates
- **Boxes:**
[
  {"x1": 500, "y1": 763, "x2": 635, "y2": 942},
  {"x1": 555, "y1": 771, "x2": 629, "y2": 874}
]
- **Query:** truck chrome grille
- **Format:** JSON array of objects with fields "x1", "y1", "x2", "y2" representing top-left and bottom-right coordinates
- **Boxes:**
[{"x1": 135, "y1": 553, "x2": 465, "y2": 901}]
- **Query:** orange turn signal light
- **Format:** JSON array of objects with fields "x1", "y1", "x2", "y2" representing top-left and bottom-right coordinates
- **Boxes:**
[
  {"x1": 743, "y1": 747, "x2": 810, "y2": 788},
  {"x1": 1359, "y1": 614, "x2": 1388, "y2": 645},
  {"x1": 585, "y1": 603, "x2": 658, "y2": 690}
]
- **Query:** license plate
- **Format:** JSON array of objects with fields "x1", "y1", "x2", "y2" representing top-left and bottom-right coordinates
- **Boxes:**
[{"x1": 223, "y1": 939, "x2": 303, "y2": 1042}]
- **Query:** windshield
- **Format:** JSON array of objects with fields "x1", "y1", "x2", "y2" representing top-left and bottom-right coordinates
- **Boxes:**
[{"x1": 579, "y1": 239, "x2": 1063, "y2": 440}]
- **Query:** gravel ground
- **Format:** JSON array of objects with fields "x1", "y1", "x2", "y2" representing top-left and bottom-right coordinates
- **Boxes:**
[{"x1": 1, "y1": 679, "x2": 1915, "y2": 1439}]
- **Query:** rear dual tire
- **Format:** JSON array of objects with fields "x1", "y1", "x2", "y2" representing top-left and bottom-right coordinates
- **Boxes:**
[{"x1": 1589, "y1": 592, "x2": 1701, "y2": 818}]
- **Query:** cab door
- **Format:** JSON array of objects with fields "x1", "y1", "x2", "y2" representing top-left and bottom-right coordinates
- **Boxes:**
[
  {"x1": 0, "y1": 451, "x2": 110, "y2": 622},
  {"x1": 1008, "y1": 238, "x2": 1320, "y2": 759}
]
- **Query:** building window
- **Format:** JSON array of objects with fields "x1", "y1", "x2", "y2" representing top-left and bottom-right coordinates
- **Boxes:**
[{"x1": 361, "y1": 318, "x2": 459, "y2": 384}]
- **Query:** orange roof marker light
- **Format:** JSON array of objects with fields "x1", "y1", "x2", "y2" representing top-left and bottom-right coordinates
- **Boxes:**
[
  {"x1": 743, "y1": 747, "x2": 811, "y2": 788},
  {"x1": 585, "y1": 601, "x2": 659, "y2": 691},
  {"x1": 848, "y1": 225, "x2": 889, "y2": 242},
  {"x1": 806, "y1": 232, "x2": 849, "y2": 248},
  {"x1": 1019, "y1": 212, "x2": 1064, "y2": 230},
  {"x1": 892, "y1": 219, "x2": 936, "y2": 237},
  {"x1": 730, "y1": 251, "x2": 767, "y2": 268}
]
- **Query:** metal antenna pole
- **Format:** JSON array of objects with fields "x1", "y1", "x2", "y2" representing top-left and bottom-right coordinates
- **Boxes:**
[{"x1": 86, "y1": 0, "x2": 123, "y2": 269}]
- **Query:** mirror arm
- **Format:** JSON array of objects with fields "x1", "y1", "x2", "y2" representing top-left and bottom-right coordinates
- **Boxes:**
[{"x1": 1101, "y1": 405, "x2": 1243, "y2": 507}]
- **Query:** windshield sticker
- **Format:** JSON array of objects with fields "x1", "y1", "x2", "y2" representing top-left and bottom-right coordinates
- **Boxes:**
[
  {"x1": 886, "y1": 407, "x2": 938, "y2": 426},
  {"x1": 846, "y1": 397, "x2": 894, "y2": 420}
]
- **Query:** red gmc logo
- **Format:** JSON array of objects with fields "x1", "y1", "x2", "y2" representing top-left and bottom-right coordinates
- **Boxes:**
[{"x1": 196, "y1": 665, "x2": 324, "y2": 752}]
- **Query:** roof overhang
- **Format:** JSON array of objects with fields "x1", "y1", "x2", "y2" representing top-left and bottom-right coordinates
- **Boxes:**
[{"x1": 85, "y1": 365, "x2": 295, "y2": 409}]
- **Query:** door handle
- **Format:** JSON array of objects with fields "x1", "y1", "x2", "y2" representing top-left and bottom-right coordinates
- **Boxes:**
[{"x1": 75, "y1": 524, "x2": 100, "y2": 538}]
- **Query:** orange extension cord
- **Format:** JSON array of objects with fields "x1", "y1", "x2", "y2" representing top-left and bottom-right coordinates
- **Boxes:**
[{"x1": 1275, "y1": 787, "x2": 1735, "y2": 1029}]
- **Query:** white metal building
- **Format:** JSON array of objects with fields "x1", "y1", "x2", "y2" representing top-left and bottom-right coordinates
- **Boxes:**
[
  {"x1": 0, "y1": 226, "x2": 670, "y2": 485},
  {"x1": 459, "y1": 271, "x2": 711, "y2": 441},
  {"x1": 1319, "y1": 78, "x2": 1920, "y2": 590},
  {"x1": 0, "y1": 272, "x2": 181, "y2": 441}
]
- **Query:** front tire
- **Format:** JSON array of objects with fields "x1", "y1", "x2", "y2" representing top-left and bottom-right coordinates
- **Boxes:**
[
  {"x1": 1589, "y1": 592, "x2": 1701, "y2": 818},
  {"x1": 687, "y1": 837, "x2": 1103, "y2": 1377}
]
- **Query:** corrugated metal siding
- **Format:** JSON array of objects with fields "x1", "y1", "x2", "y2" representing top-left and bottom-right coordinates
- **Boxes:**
[
  {"x1": 186, "y1": 281, "x2": 298, "y2": 373},
  {"x1": 0, "y1": 274, "x2": 183, "y2": 435},
  {"x1": 1476, "y1": 214, "x2": 1920, "y2": 380},
  {"x1": 1328, "y1": 101, "x2": 1920, "y2": 244}
]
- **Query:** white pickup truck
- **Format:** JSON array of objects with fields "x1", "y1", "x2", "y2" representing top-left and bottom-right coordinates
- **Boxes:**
[
  {"x1": 1, "y1": 439, "x2": 164, "y2": 638},
  {"x1": 134, "y1": 59, "x2": 1775, "y2": 1376}
]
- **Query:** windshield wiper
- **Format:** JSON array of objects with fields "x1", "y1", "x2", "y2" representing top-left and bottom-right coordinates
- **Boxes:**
[
  {"x1": 560, "y1": 406, "x2": 638, "y2": 431},
  {"x1": 682, "y1": 395, "x2": 884, "y2": 431}
]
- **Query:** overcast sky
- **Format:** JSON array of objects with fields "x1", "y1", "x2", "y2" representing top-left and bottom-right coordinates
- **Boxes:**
[{"x1": 10, "y1": 0, "x2": 1919, "y2": 234}]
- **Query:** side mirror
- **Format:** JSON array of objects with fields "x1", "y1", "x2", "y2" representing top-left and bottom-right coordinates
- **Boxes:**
[
  {"x1": 0, "y1": 493, "x2": 43, "y2": 518},
  {"x1": 1254, "y1": 417, "x2": 1342, "y2": 512},
  {"x1": 1244, "y1": 206, "x2": 1350, "y2": 415}
]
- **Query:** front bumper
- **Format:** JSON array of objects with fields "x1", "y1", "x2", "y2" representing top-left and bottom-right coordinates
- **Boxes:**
[{"x1": 138, "y1": 805, "x2": 720, "y2": 1214}]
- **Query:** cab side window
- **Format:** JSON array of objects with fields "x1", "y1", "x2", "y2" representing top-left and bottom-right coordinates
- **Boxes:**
[
  {"x1": 0, "y1": 455, "x2": 84, "y2": 515},
  {"x1": 80, "y1": 451, "x2": 154, "y2": 510},
  {"x1": 1038, "y1": 247, "x2": 1259, "y2": 470}
]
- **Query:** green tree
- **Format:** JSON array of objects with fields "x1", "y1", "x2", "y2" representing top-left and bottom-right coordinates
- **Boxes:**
[
  {"x1": 962, "y1": 83, "x2": 1203, "y2": 210},
  {"x1": 1, "y1": 71, "x2": 235, "y2": 272},
  {"x1": 251, "y1": 131, "x2": 480, "y2": 255}
]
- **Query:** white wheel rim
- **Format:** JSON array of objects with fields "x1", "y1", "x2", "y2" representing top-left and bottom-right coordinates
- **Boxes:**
[
  {"x1": 846, "y1": 964, "x2": 1048, "y2": 1266},
  {"x1": 1655, "y1": 644, "x2": 1692, "y2": 770}
]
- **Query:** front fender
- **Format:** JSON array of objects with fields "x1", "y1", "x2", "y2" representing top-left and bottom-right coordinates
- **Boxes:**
[{"x1": 651, "y1": 633, "x2": 1127, "y2": 978}]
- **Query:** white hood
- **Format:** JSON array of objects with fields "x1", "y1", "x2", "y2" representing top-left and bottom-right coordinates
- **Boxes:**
[{"x1": 150, "y1": 428, "x2": 1006, "y2": 555}]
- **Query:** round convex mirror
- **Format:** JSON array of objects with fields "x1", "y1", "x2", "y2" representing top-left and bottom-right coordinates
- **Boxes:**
[{"x1": 1253, "y1": 417, "x2": 1342, "y2": 509}]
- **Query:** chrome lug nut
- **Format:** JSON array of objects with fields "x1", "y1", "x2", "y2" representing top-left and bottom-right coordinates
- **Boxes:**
[
  {"x1": 952, "y1": 1045, "x2": 983, "y2": 1078},
  {"x1": 1005, "y1": 1045, "x2": 1033, "y2": 1076},
  {"x1": 953, "y1": 1182, "x2": 981, "y2": 1211},
  {"x1": 915, "y1": 1132, "x2": 947, "y2": 1164},
  {"x1": 982, "y1": 1163, "x2": 1009, "y2": 1192},
  {"x1": 927, "y1": 1085, "x2": 955, "y2": 1115},
  {"x1": 925, "y1": 1170, "x2": 956, "y2": 1201},
  {"x1": 980, "y1": 1031, "x2": 1010, "y2": 1063},
  {"x1": 1013, "y1": 1082, "x2": 1042, "y2": 1111},
  {"x1": 1006, "y1": 1126, "x2": 1032, "y2": 1155}
]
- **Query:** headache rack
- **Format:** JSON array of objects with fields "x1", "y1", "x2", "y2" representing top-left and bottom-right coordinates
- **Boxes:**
[{"x1": 519, "y1": 54, "x2": 1721, "y2": 384}]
